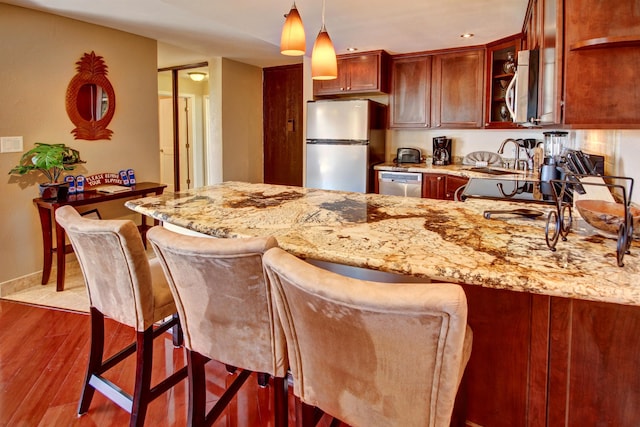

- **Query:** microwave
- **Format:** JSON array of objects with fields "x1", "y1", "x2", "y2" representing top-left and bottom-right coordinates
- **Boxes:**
[{"x1": 505, "y1": 49, "x2": 539, "y2": 126}]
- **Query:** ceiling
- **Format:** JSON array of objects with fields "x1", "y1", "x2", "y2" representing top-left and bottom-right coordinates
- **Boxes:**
[{"x1": 3, "y1": 0, "x2": 529, "y2": 69}]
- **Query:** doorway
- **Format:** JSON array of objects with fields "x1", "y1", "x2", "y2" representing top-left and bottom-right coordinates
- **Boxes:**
[
  {"x1": 263, "y1": 64, "x2": 303, "y2": 186},
  {"x1": 157, "y1": 63, "x2": 208, "y2": 192},
  {"x1": 159, "y1": 95, "x2": 195, "y2": 192}
]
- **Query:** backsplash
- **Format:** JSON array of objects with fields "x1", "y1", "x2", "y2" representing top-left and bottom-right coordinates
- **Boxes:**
[
  {"x1": 388, "y1": 128, "x2": 640, "y2": 204},
  {"x1": 387, "y1": 128, "x2": 546, "y2": 162}
]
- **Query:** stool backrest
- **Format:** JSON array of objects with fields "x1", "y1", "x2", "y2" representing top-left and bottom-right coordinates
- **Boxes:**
[
  {"x1": 55, "y1": 205, "x2": 156, "y2": 330},
  {"x1": 147, "y1": 226, "x2": 288, "y2": 377},
  {"x1": 263, "y1": 247, "x2": 471, "y2": 427}
]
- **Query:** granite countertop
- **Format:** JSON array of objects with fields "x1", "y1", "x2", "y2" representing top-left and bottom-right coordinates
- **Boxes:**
[
  {"x1": 374, "y1": 162, "x2": 531, "y2": 179},
  {"x1": 126, "y1": 181, "x2": 640, "y2": 306}
]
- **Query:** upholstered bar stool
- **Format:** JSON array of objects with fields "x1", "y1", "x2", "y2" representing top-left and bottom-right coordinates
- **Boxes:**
[
  {"x1": 55, "y1": 206, "x2": 187, "y2": 427},
  {"x1": 263, "y1": 247, "x2": 473, "y2": 427},
  {"x1": 147, "y1": 226, "x2": 289, "y2": 427}
]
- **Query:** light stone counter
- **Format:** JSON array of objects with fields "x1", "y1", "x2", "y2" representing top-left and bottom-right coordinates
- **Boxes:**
[
  {"x1": 126, "y1": 181, "x2": 640, "y2": 306},
  {"x1": 374, "y1": 162, "x2": 530, "y2": 178}
]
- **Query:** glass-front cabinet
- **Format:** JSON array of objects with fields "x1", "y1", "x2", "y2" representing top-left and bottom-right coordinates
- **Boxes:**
[{"x1": 485, "y1": 35, "x2": 521, "y2": 128}]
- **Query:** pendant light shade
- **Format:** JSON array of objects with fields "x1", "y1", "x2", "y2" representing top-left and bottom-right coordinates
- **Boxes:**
[
  {"x1": 311, "y1": 26, "x2": 337, "y2": 80},
  {"x1": 280, "y1": 3, "x2": 306, "y2": 56},
  {"x1": 311, "y1": 0, "x2": 337, "y2": 80}
]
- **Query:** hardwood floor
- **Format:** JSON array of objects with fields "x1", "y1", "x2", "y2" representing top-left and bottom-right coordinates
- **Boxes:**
[{"x1": 0, "y1": 299, "x2": 346, "y2": 427}]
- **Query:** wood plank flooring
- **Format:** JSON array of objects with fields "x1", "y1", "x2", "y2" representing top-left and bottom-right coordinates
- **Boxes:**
[{"x1": 0, "y1": 299, "x2": 346, "y2": 427}]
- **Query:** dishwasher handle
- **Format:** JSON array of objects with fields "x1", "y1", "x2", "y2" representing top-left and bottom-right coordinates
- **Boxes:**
[{"x1": 378, "y1": 171, "x2": 423, "y2": 184}]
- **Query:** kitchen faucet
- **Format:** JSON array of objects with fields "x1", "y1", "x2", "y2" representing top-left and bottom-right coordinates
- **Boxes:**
[{"x1": 497, "y1": 138, "x2": 526, "y2": 170}]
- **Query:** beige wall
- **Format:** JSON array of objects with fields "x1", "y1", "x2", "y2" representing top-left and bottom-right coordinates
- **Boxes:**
[
  {"x1": 0, "y1": 4, "x2": 160, "y2": 284},
  {"x1": 220, "y1": 59, "x2": 264, "y2": 183}
]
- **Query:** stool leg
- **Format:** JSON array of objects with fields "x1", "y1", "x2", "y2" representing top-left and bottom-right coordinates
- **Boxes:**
[
  {"x1": 130, "y1": 328, "x2": 154, "y2": 427},
  {"x1": 172, "y1": 313, "x2": 183, "y2": 347},
  {"x1": 78, "y1": 308, "x2": 105, "y2": 415},
  {"x1": 187, "y1": 350, "x2": 208, "y2": 427},
  {"x1": 257, "y1": 372, "x2": 269, "y2": 387},
  {"x1": 295, "y1": 398, "x2": 319, "y2": 427},
  {"x1": 273, "y1": 376, "x2": 288, "y2": 427}
]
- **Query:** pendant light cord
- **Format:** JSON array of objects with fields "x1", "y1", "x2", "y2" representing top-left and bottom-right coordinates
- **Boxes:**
[{"x1": 321, "y1": 0, "x2": 326, "y2": 30}]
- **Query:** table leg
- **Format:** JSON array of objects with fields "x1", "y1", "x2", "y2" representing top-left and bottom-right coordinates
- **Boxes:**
[
  {"x1": 141, "y1": 213, "x2": 148, "y2": 248},
  {"x1": 36, "y1": 205, "x2": 53, "y2": 285},
  {"x1": 55, "y1": 218, "x2": 66, "y2": 292}
]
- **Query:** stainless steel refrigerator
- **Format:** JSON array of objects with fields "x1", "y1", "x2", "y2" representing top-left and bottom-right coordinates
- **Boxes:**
[{"x1": 305, "y1": 99, "x2": 386, "y2": 193}]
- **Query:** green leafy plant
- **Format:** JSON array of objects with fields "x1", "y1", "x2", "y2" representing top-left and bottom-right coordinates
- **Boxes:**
[{"x1": 8, "y1": 143, "x2": 85, "y2": 183}]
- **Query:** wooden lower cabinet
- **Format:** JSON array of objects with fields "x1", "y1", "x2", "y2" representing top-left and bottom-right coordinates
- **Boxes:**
[
  {"x1": 548, "y1": 298, "x2": 640, "y2": 426},
  {"x1": 422, "y1": 174, "x2": 468, "y2": 200},
  {"x1": 422, "y1": 174, "x2": 446, "y2": 199},
  {"x1": 459, "y1": 284, "x2": 640, "y2": 427},
  {"x1": 444, "y1": 175, "x2": 468, "y2": 200}
]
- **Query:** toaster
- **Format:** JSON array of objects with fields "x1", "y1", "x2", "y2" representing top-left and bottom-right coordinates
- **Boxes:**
[{"x1": 396, "y1": 148, "x2": 422, "y2": 164}]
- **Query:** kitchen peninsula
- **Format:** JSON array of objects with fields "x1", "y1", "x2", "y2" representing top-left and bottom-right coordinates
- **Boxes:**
[{"x1": 127, "y1": 182, "x2": 640, "y2": 427}]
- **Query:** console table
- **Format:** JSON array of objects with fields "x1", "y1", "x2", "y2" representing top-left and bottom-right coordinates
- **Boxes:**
[{"x1": 34, "y1": 182, "x2": 167, "y2": 291}]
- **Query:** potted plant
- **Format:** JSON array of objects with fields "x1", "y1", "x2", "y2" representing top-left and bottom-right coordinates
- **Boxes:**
[{"x1": 8, "y1": 142, "x2": 85, "y2": 200}]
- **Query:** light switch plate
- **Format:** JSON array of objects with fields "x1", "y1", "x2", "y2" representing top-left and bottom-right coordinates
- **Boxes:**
[{"x1": 1, "y1": 136, "x2": 24, "y2": 153}]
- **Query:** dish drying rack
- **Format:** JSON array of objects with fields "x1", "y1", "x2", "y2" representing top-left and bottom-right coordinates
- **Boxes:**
[{"x1": 545, "y1": 173, "x2": 635, "y2": 267}]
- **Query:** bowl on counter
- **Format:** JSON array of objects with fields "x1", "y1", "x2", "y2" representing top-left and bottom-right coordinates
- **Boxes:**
[{"x1": 575, "y1": 199, "x2": 640, "y2": 237}]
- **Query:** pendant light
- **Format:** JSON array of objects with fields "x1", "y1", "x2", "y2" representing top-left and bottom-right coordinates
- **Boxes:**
[
  {"x1": 280, "y1": 2, "x2": 306, "y2": 56},
  {"x1": 311, "y1": 0, "x2": 337, "y2": 80}
]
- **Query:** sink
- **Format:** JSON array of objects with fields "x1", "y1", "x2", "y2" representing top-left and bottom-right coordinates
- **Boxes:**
[{"x1": 468, "y1": 167, "x2": 518, "y2": 176}]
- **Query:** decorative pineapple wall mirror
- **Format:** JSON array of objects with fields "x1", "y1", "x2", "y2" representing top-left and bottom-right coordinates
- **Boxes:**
[{"x1": 65, "y1": 51, "x2": 116, "y2": 140}]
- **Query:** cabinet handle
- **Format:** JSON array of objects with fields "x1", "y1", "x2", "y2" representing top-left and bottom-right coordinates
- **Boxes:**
[
  {"x1": 340, "y1": 87, "x2": 345, "y2": 91},
  {"x1": 347, "y1": 86, "x2": 351, "y2": 90},
  {"x1": 437, "y1": 176, "x2": 442, "y2": 181}
]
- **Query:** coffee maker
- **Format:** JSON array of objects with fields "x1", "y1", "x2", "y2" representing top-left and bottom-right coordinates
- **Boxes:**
[{"x1": 432, "y1": 136, "x2": 452, "y2": 166}]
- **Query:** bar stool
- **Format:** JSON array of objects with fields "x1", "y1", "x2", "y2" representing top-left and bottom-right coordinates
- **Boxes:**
[
  {"x1": 263, "y1": 247, "x2": 473, "y2": 427},
  {"x1": 147, "y1": 226, "x2": 288, "y2": 427},
  {"x1": 55, "y1": 206, "x2": 187, "y2": 427}
]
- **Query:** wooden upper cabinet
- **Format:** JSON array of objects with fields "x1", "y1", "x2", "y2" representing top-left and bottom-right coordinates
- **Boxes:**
[
  {"x1": 313, "y1": 50, "x2": 390, "y2": 97},
  {"x1": 432, "y1": 48, "x2": 485, "y2": 128},
  {"x1": 522, "y1": 0, "x2": 540, "y2": 51},
  {"x1": 485, "y1": 36, "x2": 520, "y2": 129},
  {"x1": 563, "y1": 0, "x2": 640, "y2": 127},
  {"x1": 390, "y1": 55, "x2": 432, "y2": 128}
]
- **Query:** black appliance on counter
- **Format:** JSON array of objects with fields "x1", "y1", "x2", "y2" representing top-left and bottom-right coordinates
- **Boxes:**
[
  {"x1": 394, "y1": 147, "x2": 422, "y2": 164},
  {"x1": 433, "y1": 136, "x2": 452, "y2": 165}
]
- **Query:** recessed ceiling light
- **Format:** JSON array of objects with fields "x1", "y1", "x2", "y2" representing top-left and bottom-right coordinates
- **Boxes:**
[
  {"x1": 346, "y1": 47, "x2": 358, "y2": 52},
  {"x1": 460, "y1": 33, "x2": 474, "y2": 39}
]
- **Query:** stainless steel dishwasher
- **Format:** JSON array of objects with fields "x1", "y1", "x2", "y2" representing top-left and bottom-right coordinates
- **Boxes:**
[{"x1": 378, "y1": 171, "x2": 422, "y2": 197}]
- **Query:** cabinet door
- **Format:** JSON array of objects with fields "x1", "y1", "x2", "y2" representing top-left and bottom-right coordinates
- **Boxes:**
[
  {"x1": 390, "y1": 56, "x2": 432, "y2": 128},
  {"x1": 485, "y1": 37, "x2": 520, "y2": 129},
  {"x1": 432, "y1": 49, "x2": 485, "y2": 128},
  {"x1": 313, "y1": 51, "x2": 389, "y2": 97},
  {"x1": 563, "y1": 0, "x2": 640, "y2": 126},
  {"x1": 313, "y1": 58, "x2": 348, "y2": 95},
  {"x1": 444, "y1": 176, "x2": 469, "y2": 201},
  {"x1": 345, "y1": 54, "x2": 381, "y2": 93},
  {"x1": 537, "y1": 0, "x2": 562, "y2": 125},
  {"x1": 422, "y1": 174, "x2": 446, "y2": 199},
  {"x1": 522, "y1": 0, "x2": 540, "y2": 51}
]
